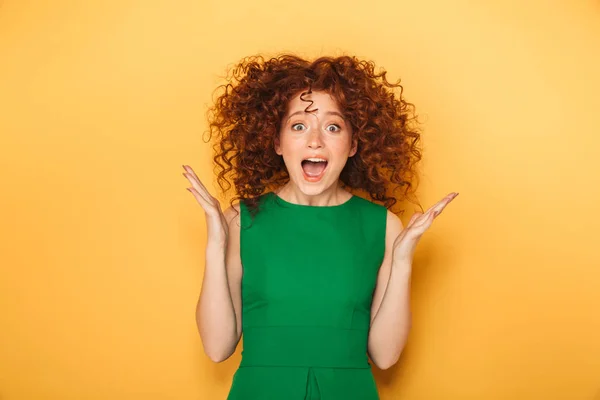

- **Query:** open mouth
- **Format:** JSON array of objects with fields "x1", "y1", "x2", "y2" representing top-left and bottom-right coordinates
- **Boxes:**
[{"x1": 301, "y1": 157, "x2": 328, "y2": 181}]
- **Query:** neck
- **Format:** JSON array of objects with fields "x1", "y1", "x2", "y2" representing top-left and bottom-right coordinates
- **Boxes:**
[{"x1": 275, "y1": 182, "x2": 351, "y2": 207}]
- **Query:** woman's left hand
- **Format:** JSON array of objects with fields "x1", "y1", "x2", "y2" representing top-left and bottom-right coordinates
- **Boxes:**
[{"x1": 392, "y1": 192, "x2": 459, "y2": 264}]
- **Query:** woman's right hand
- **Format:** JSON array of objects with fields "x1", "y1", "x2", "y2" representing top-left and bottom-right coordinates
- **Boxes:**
[{"x1": 182, "y1": 165, "x2": 228, "y2": 246}]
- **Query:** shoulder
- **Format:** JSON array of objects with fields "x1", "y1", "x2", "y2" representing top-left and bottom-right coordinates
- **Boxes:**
[
  {"x1": 223, "y1": 202, "x2": 241, "y2": 228},
  {"x1": 385, "y1": 209, "x2": 404, "y2": 238},
  {"x1": 353, "y1": 195, "x2": 403, "y2": 239},
  {"x1": 222, "y1": 192, "x2": 270, "y2": 228},
  {"x1": 351, "y1": 194, "x2": 387, "y2": 215},
  {"x1": 350, "y1": 196, "x2": 401, "y2": 243},
  {"x1": 352, "y1": 195, "x2": 395, "y2": 218}
]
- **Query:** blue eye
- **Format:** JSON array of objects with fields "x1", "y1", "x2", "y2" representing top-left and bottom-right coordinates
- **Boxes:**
[
  {"x1": 291, "y1": 123, "x2": 306, "y2": 131},
  {"x1": 326, "y1": 124, "x2": 341, "y2": 132}
]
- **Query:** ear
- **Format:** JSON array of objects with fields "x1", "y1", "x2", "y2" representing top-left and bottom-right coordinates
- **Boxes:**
[
  {"x1": 349, "y1": 138, "x2": 358, "y2": 157},
  {"x1": 274, "y1": 135, "x2": 282, "y2": 155}
]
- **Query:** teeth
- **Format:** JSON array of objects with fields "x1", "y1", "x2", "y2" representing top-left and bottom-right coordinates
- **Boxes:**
[{"x1": 305, "y1": 158, "x2": 327, "y2": 162}]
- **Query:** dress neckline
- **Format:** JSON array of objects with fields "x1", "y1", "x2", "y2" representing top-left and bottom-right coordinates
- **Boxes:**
[{"x1": 269, "y1": 191, "x2": 357, "y2": 209}]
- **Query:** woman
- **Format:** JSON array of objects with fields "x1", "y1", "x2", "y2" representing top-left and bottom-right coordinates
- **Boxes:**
[{"x1": 183, "y1": 54, "x2": 458, "y2": 399}]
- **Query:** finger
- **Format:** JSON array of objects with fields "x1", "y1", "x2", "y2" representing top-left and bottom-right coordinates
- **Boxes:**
[
  {"x1": 183, "y1": 164, "x2": 198, "y2": 180},
  {"x1": 183, "y1": 172, "x2": 214, "y2": 205},
  {"x1": 182, "y1": 165, "x2": 212, "y2": 193},
  {"x1": 423, "y1": 193, "x2": 454, "y2": 214},
  {"x1": 182, "y1": 165, "x2": 207, "y2": 189},
  {"x1": 183, "y1": 165, "x2": 207, "y2": 190},
  {"x1": 186, "y1": 187, "x2": 215, "y2": 211},
  {"x1": 412, "y1": 209, "x2": 436, "y2": 229},
  {"x1": 424, "y1": 192, "x2": 458, "y2": 218},
  {"x1": 406, "y1": 212, "x2": 423, "y2": 228},
  {"x1": 405, "y1": 193, "x2": 458, "y2": 236}
]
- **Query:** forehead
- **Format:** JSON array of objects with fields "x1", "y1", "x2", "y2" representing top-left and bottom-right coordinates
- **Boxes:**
[{"x1": 286, "y1": 90, "x2": 342, "y2": 113}]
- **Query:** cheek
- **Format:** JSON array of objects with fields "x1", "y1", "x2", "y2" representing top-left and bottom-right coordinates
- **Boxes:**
[
  {"x1": 278, "y1": 136, "x2": 302, "y2": 154},
  {"x1": 275, "y1": 135, "x2": 290, "y2": 155},
  {"x1": 329, "y1": 138, "x2": 354, "y2": 158}
]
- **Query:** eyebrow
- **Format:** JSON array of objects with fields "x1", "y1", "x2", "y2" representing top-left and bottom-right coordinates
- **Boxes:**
[{"x1": 285, "y1": 110, "x2": 345, "y2": 123}]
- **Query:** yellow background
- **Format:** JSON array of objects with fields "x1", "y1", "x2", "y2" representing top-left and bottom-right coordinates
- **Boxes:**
[{"x1": 1, "y1": 1, "x2": 599, "y2": 399}]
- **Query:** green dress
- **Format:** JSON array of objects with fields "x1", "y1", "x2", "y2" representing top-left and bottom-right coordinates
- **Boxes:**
[{"x1": 227, "y1": 191, "x2": 387, "y2": 400}]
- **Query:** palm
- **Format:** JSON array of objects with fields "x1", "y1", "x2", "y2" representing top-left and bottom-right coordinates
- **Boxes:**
[
  {"x1": 392, "y1": 192, "x2": 459, "y2": 262},
  {"x1": 182, "y1": 165, "x2": 229, "y2": 243}
]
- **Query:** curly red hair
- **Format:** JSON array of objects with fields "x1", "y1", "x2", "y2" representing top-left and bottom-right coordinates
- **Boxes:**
[{"x1": 205, "y1": 54, "x2": 423, "y2": 217}]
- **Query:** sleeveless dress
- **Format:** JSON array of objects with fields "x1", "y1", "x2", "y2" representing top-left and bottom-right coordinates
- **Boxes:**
[{"x1": 227, "y1": 191, "x2": 387, "y2": 400}]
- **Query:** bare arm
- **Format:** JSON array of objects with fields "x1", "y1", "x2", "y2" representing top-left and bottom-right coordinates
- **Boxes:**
[
  {"x1": 367, "y1": 210, "x2": 411, "y2": 370},
  {"x1": 196, "y1": 205, "x2": 243, "y2": 362},
  {"x1": 183, "y1": 165, "x2": 242, "y2": 363},
  {"x1": 368, "y1": 192, "x2": 458, "y2": 369}
]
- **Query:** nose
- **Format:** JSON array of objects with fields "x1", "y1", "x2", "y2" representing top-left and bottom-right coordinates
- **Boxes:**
[{"x1": 307, "y1": 128, "x2": 324, "y2": 149}]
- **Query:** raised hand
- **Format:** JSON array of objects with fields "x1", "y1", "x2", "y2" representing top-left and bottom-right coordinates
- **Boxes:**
[
  {"x1": 182, "y1": 165, "x2": 228, "y2": 246},
  {"x1": 392, "y1": 192, "x2": 459, "y2": 263}
]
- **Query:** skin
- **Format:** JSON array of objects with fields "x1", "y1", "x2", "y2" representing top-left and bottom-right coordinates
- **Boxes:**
[
  {"x1": 273, "y1": 90, "x2": 357, "y2": 206},
  {"x1": 183, "y1": 90, "x2": 459, "y2": 369}
]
